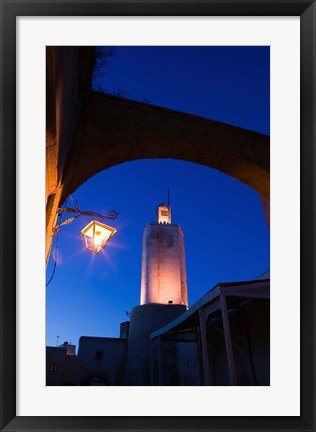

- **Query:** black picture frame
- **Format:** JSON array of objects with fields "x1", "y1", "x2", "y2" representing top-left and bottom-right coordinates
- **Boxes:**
[{"x1": 0, "y1": 1, "x2": 315, "y2": 431}]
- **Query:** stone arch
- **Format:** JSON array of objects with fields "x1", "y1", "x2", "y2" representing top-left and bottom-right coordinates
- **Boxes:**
[
  {"x1": 46, "y1": 47, "x2": 269, "y2": 262},
  {"x1": 60, "y1": 93, "x2": 269, "y2": 205}
]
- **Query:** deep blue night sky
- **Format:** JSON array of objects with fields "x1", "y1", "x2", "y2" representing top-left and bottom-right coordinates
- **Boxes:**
[{"x1": 46, "y1": 46, "x2": 270, "y2": 349}]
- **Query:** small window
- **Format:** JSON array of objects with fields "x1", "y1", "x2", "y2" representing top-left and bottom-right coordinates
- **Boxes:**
[
  {"x1": 50, "y1": 362, "x2": 57, "y2": 372},
  {"x1": 95, "y1": 350, "x2": 103, "y2": 361}
]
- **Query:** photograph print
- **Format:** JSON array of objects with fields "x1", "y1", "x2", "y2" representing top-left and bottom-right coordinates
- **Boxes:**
[{"x1": 46, "y1": 46, "x2": 270, "y2": 386}]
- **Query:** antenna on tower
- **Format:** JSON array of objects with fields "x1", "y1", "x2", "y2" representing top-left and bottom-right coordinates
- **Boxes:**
[{"x1": 167, "y1": 188, "x2": 170, "y2": 208}]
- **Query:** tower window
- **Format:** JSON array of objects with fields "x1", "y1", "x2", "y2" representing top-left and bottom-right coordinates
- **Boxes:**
[{"x1": 50, "y1": 362, "x2": 57, "y2": 372}]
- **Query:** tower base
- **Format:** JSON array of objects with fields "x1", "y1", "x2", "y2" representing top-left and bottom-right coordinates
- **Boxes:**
[{"x1": 124, "y1": 303, "x2": 186, "y2": 385}]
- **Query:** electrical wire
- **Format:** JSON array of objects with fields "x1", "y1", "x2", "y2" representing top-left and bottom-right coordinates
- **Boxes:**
[
  {"x1": 46, "y1": 197, "x2": 69, "y2": 288},
  {"x1": 46, "y1": 231, "x2": 59, "y2": 287}
]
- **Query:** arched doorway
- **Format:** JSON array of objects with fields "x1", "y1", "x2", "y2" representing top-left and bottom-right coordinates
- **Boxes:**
[{"x1": 81, "y1": 373, "x2": 108, "y2": 386}]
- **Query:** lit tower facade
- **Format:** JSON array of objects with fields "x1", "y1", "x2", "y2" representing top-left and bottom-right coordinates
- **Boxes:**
[{"x1": 140, "y1": 204, "x2": 188, "y2": 307}]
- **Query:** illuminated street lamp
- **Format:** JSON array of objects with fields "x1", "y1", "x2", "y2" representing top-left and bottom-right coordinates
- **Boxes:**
[
  {"x1": 53, "y1": 204, "x2": 118, "y2": 254},
  {"x1": 81, "y1": 220, "x2": 117, "y2": 253},
  {"x1": 47, "y1": 203, "x2": 118, "y2": 287}
]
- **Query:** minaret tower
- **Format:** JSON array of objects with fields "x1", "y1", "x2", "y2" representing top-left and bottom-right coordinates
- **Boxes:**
[
  {"x1": 140, "y1": 202, "x2": 188, "y2": 307},
  {"x1": 125, "y1": 197, "x2": 188, "y2": 385}
]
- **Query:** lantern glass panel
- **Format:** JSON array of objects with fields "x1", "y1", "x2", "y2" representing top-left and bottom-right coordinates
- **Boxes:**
[{"x1": 81, "y1": 220, "x2": 117, "y2": 253}]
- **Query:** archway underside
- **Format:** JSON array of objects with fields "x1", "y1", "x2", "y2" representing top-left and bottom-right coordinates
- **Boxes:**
[{"x1": 60, "y1": 92, "x2": 270, "y2": 205}]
